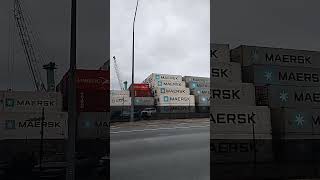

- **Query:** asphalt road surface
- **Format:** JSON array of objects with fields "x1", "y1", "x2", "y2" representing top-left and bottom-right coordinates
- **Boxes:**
[{"x1": 110, "y1": 118, "x2": 210, "y2": 180}]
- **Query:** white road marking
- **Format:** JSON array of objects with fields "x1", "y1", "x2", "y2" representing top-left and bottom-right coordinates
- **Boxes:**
[{"x1": 110, "y1": 125, "x2": 209, "y2": 134}]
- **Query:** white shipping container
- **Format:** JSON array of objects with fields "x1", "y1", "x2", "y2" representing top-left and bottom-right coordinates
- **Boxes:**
[
  {"x1": 211, "y1": 62, "x2": 242, "y2": 83},
  {"x1": 145, "y1": 73, "x2": 183, "y2": 82},
  {"x1": 187, "y1": 81, "x2": 210, "y2": 90},
  {"x1": 149, "y1": 80, "x2": 186, "y2": 89},
  {"x1": 271, "y1": 108, "x2": 320, "y2": 136},
  {"x1": 134, "y1": 97, "x2": 154, "y2": 106},
  {"x1": 183, "y1": 76, "x2": 210, "y2": 83},
  {"x1": 0, "y1": 91, "x2": 62, "y2": 112},
  {"x1": 110, "y1": 96, "x2": 131, "y2": 106},
  {"x1": 210, "y1": 83, "x2": 255, "y2": 106},
  {"x1": 210, "y1": 105, "x2": 271, "y2": 135},
  {"x1": 231, "y1": 45, "x2": 320, "y2": 68},
  {"x1": 78, "y1": 112, "x2": 109, "y2": 139},
  {"x1": 156, "y1": 95, "x2": 195, "y2": 106},
  {"x1": 257, "y1": 85, "x2": 320, "y2": 108},
  {"x1": 153, "y1": 87, "x2": 190, "y2": 97},
  {"x1": 0, "y1": 112, "x2": 68, "y2": 140},
  {"x1": 110, "y1": 90, "x2": 130, "y2": 96},
  {"x1": 211, "y1": 43, "x2": 230, "y2": 62},
  {"x1": 157, "y1": 105, "x2": 195, "y2": 113},
  {"x1": 190, "y1": 88, "x2": 210, "y2": 96},
  {"x1": 243, "y1": 65, "x2": 320, "y2": 86}
]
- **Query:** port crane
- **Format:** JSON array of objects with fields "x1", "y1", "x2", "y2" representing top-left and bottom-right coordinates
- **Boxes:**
[
  {"x1": 113, "y1": 56, "x2": 127, "y2": 90},
  {"x1": 13, "y1": 0, "x2": 47, "y2": 91}
]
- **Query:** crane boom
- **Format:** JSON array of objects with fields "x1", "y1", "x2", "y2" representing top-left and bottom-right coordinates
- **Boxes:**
[
  {"x1": 13, "y1": 0, "x2": 46, "y2": 91},
  {"x1": 113, "y1": 56, "x2": 124, "y2": 90}
]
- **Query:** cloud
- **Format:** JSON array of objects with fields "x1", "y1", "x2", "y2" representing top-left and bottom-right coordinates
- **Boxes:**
[{"x1": 111, "y1": 0, "x2": 210, "y2": 90}]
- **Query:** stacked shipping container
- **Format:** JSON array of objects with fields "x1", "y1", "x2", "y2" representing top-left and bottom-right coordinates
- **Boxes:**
[
  {"x1": 57, "y1": 69, "x2": 110, "y2": 139},
  {"x1": 210, "y1": 43, "x2": 272, "y2": 178},
  {"x1": 231, "y1": 45, "x2": 320, "y2": 176},
  {"x1": 144, "y1": 73, "x2": 195, "y2": 113}
]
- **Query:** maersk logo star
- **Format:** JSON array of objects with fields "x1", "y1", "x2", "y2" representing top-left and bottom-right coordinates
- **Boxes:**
[
  {"x1": 158, "y1": 81, "x2": 162, "y2": 86},
  {"x1": 279, "y1": 90, "x2": 288, "y2": 102},
  {"x1": 155, "y1": 75, "x2": 160, "y2": 79},
  {"x1": 164, "y1": 96, "x2": 169, "y2": 102},
  {"x1": 160, "y1": 88, "x2": 165, "y2": 93},
  {"x1": 295, "y1": 114, "x2": 304, "y2": 128},
  {"x1": 5, "y1": 120, "x2": 15, "y2": 129},
  {"x1": 264, "y1": 71, "x2": 272, "y2": 81},
  {"x1": 192, "y1": 83, "x2": 197, "y2": 88},
  {"x1": 196, "y1": 90, "x2": 201, "y2": 94},
  {"x1": 201, "y1": 97, "x2": 207, "y2": 102},
  {"x1": 250, "y1": 49, "x2": 259, "y2": 61}
]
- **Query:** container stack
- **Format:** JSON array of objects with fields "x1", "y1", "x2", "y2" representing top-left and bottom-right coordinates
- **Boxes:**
[
  {"x1": 129, "y1": 83, "x2": 154, "y2": 107},
  {"x1": 0, "y1": 90, "x2": 67, "y2": 163},
  {"x1": 144, "y1": 73, "x2": 195, "y2": 113},
  {"x1": 232, "y1": 45, "x2": 320, "y2": 171},
  {"x1": 57, "y1": 69, "x2": 109, "y2": 139},
  {"x1": 183, "y1": 76, "x2": 210, "y2": 112},
  {"x1": 0, "y1": 91, "x2": 67, "y2": 140},
  {"x1": 210, "y1": 43, "x2": 273, "y2": 179}
]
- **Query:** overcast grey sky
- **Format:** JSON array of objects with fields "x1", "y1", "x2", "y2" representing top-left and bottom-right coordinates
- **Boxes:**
[
  {"x1": 212, "y1": 0, "x2": 320, "y2": 51},
  {"x1": 1, "y1": 0, "x2": 319, "y2": 91},
  {"x1": 0, "y1": 0, "x2": 107, "y2": 91},
  {"x1": 111, "y1": 0, "x2": 210, "y2": 90}
]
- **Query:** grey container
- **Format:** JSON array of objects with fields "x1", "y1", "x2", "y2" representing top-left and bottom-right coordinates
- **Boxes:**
[
  {"x1": 211, "y1": 62, "x2": 242, "y2": 83},
  {"x1": 243, "y1": 64, "x2": 320, "y2": 86},
  {"x1": 134, "y1": 97, "x2": 155, "y2": 106},
  {"x1": 256, "y1": 85, "x2": 320, "y2": 108},
  {"x1": 190, "y1": 88, "x2": 210, "y2": 96},
  {"x1": 231, "y1": 45, "x2": 320, "y2": 68},
  {"x1": 187, "y1": 81, "x2": 210, "y2": 90},
  {"x1": 210, "y1": 105, "x2": 271, "y2": 135},
  {"x1": 270, "y1": 108, "x2": 320, "y2": 136},
  {"x1": 211, "y1": 82, "x2": 255, "y2": 106},
  {"x1": 195, "y1": 95, "x2": 210, "y2": 106},
  {"x1": 211, "y1": 139, "x2": 273, "y2": 163},
  {"x1": 211, "y1": 43, "x2": 230, "y2": 62},
  {"x1": 183, "y1": 76, "x2": 210, "y2": 83}
]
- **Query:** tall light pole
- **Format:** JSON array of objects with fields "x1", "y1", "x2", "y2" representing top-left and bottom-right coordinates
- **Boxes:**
[
  {"x1": 66, "y1": 0, "x2": 77, "y2": 179},
  {"x1": 131, "y1": 0, "x2": 139, "y2": 122}
]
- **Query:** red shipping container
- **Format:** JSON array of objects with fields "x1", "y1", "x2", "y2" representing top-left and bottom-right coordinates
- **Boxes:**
[
  {"x1": 76, "y1": 69, "x2": 110, "y2": 91},
  {"x1": 134, "y1": 90, "x2": 152, "y2": 97},
  {"x1": 129, "y1": 83, "x2": 150, "y2": 90},
  {"x1": 58, "y1": 69, "x2": 110, "y2": 92},
  {"x1": 77, "y1": 89, "x2": 110, "y2": 112}
]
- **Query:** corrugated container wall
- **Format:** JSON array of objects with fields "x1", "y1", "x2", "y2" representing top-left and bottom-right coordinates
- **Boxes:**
[
  {"x1": 134, "y1": 97, "x2": 154, "y2": 106},
  {"x1": 0, "y1": 91, "x2": 62, "y2": 112},
  {"x1": 210, "y1": 106, "x2": 271, "y2": 137},
  {"x1": 211, "y1": 62, "x2": 242, "y2": 83},
  {"x1": 187, "y1": 81, "x2": 210, "y2": 90},
  {"x1": 183, "y1": 76, "x2": 210, "y2": 83},
  {"x1": 0, "y1": 112, "x2": 68, "y2": 140},
  {"x1": 77, "y1": 112, "x2": 109, "y2": 139},
  {"x1": 270, "y1": 108, "x2": 320, "y2": 137},
  {"x1": 110, "y1": 96, "x2": 131, "y2": 106},
  {"x1": 149, "y1": 80, "x2": 186, "y2": 89},
  {"x1": 211, "y1": 83, "x2": 255, "y2": 106},
  {"x1": 152, "y1": 87, "x2": 190, "y2": 97},
  {"x1": 195, "y1": 95, "x2": 210, "y2": 106},
  {"x1": 211, "y1": 43, "x2": 230, "y2": 62},
  {"x1": 190, "y1": 88, "x2": 210, "y2": 96},
  {"x1": 231, "y1": 45, "x2": 320, "y2": 68},
  {"x1": 156, "y1": 95, "x2": 195, "y2": 106},
  {"x1": 144, "y1": 73, "x2": 183, "y2": 83},
  {"x1": 256, "y1": 85, "x2": 320, "y2": 108},
  {"x1": 242, "y1": 65, "x2": 320, "y2": 86}
]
